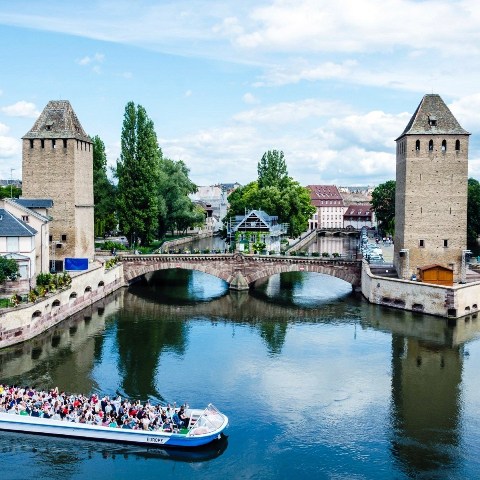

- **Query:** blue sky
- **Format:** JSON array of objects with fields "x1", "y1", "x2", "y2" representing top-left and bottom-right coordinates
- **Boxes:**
[{"x1": 1, "y1": 0, "x2": 480, "y2": 187}]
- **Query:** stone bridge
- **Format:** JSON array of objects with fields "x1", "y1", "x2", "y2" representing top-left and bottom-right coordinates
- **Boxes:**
[{"x1": 120, "y1": 253, "x2": 362, "y2": 290}]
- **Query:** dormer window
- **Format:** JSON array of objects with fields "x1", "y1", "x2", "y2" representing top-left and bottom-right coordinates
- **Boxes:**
[{"x1": 428, "y1": 115, "x2": 437, "y2": 127}]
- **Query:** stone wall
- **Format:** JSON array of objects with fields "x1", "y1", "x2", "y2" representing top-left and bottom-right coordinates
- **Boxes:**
[
  {"x1": 0, "y1": 261, "x2": 123, "y2": 348},
  {"x1": 362, "y1": 260, "x2": 480, "y2": 318}
]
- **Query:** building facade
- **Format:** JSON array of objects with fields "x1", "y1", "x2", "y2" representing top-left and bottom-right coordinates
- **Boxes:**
[
  {"x1": 307, "y1": 185, "x2": 346, "y2": 230},
  {"x1": 393, "y1": 94, "x2": 470, "y2": 281},
  {"x1": 22, "y1": 101, "x2": 94, "y2": 262}
]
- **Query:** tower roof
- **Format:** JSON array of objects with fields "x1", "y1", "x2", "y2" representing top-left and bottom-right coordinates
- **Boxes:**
[
  {"x1": 396, "y1": 94, "x2": 469, "y2": 140},
  {"x1": 22, "y1": 100, "x2": 91, "y2": 142}
]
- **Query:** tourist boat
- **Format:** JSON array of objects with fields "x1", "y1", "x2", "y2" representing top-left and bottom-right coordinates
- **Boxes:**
[{"x1": 0, "y1": 403, "x2": 228, "y2": 448}]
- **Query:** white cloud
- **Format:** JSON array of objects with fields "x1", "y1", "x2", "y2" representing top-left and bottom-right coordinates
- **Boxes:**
[
  {"x1": 0, "y1": 135, "x2": 20, "y2": 159},
  {"x1": 449, "y1": 94, "x2": 480, "y2": 132},
  {"x1": 1, "y1": 101, "x2": 39, "y2": 118},
  {"x1": 233, "y1": 99, "x2": 353, "y2": 125},
  {"x1": 77, "y1": 52, "x2": 105, "y2": 66},
  {"x1": 243, "y1": 92, "x2": 258, "y2": 104}
]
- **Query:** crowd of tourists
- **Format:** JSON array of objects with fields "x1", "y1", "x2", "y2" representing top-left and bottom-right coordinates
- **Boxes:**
[{"x1": 0, "y1": 384, "x2": 190, "y2": 431}]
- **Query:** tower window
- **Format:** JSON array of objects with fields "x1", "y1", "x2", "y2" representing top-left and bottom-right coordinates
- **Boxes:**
[
  {"x1": 419, "y1": 239, "x2": 425, "y2": 247},
  {"x1": 441, "y1": 140, "x2": 446, "y2": 152},
  {"x1": 63, "y1": 139, "x2": 68, "y2": 148},
  {"x1": 455, "y1": 140, "x2": 460, "y2": 151},
  {"x1": 61, "y1": 234, "x2": 67, "y2": 242},
  {"x1": 415, "y1": 140, "x2": 420, "y2": 151},
  {"x1": 29, "y1": 139, "x2": 34, "y2": 149},
  {"x1": 428, "y1": 115, "x2": 437, "y2": 127},
  {"x1": 444, "y1": 239, "x2": 448, "y2": 247},
  {"x1": 52, "y1": 139, "x2": 56, "y2": 149},
  {"x1": 41, "y1": 139, "x2": 45, "y2": 149},
  {"x1": 428, "y1": 140, "x2": 434, "y2": 151}
]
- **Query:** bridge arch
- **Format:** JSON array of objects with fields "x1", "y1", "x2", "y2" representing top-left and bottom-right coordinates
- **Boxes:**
[{"x1": 121, "y1": 254, "x2": 362, "y2": 290}]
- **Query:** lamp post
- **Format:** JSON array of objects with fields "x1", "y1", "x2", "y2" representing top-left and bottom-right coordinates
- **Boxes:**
[
  {"x1": 10, "y1": 168, "x2": 15, "y2": 198},
  {"x1": 400, "y1": 248, "x2": 410, "y2": 280},
  {"x1": 461, "y1": 249, "x2": 472, "y2": 284}
]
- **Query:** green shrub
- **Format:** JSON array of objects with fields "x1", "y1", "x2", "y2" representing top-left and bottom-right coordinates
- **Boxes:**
[
  {"x1": 332, "y1": 252, "x2": 341, "y2": 258},
  {"x1": 321, "y1": 252, "x2": 330, "y2": 257},
  {"x1": 311, "y1": 252, "x2": 320, "y2": 257},
  {"x1": 289, "y1": 251, "x2": 297, "y2": 256},
  {"x1": 269, "y1": 250, "x2": 276, "y2": 255},
  {"x1": 0, "y1": 298, "x2": 10, "y2": 308},
  {"x1": 298, "y1": 251, "x2": 307, "y2": 257}
]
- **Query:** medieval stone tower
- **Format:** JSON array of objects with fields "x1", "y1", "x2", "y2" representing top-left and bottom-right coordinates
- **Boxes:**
[
  {"x1": 22, "y1": 100, "x2": 94, "y2": 261},
  {"x1": 394, "y1": 94, "x2": 470, "y2": 281}
]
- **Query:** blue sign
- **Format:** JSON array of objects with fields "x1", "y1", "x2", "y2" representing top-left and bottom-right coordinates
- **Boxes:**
[{"x1": 64, "y1": 258, "x2": 88, "y2": 271}]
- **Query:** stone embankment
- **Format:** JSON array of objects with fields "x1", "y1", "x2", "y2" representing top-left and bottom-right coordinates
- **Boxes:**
[
  {"x1": 285, "y1": 230, "x2": 318, "y2": 253},
  {"x1": 0, "y1": 261, "x2": 123, "y2": 349},
  {"x1": 160, "y1": 231, "x2": 214, "y2": 252}
]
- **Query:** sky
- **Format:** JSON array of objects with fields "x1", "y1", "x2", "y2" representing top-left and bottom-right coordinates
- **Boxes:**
[{"x1": 1, "y1": 0, "x2": 480, "y2": 188}]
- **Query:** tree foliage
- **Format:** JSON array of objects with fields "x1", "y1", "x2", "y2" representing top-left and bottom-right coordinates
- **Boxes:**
[
  {"x1": 371, "y1": 180, "x2": 396, "y2": 234},
  {"x1": 0, "y1": 185, "x2": 21, "y2": 199},
  {"x1": 227, "y1": 151, "x2": 315, "y2": 238},
  {"x1": 467, "y1": 177, "x2": 480, "y2": 244},
  {"x1": 257, "y1": 150, "x2": 289, "y2": 189},
  {"x1": 92, "y1": 135, "x2": 117, "y2": 237},
  {"x1": 116, "y1": 102, "x2": 161, "y2": 245},
  {"x1": 157, "y1": 158, "x2": 202, "y2": 236},
  {"x1": 0, "y1": 257, "x2": 19, "y2": 283}
]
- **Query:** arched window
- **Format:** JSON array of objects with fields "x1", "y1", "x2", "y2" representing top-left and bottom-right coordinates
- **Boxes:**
[
  {"x1": 428, "y1": 140, "x2": 434, "y2": 151},
  {"x1": 455, "y1": 139, "x2": 460, "y2": 151},
  {"x1": 441, "y1": 140, "x2": 447, "y2": 152},
  {"x1": 52, "y1": 299, "x2": 60, "y2": 308},
  {"x1": 32, "y1": 310, "x2": 42, "y2": 319},
  {"x1": 415, "y1": 140, "x2": 420, "y2": 151},
  {"x1": 98, "y1": 281, "x2": 105, "y2": 288}
]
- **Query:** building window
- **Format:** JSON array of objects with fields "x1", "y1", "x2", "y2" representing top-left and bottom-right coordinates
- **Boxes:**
[
  {"x1": 41, "y1": 139, "x2": 45, "y2": 149},
  {"x1": 441, "y1": 140, "x2": 446, "y2": 152},
  {"x1": 415, "y1": 140, "x2": 420, "y2": 151},
  {"x1": 428, "y1": 140, "x2": 434, "y2": 151},
  {"x1": 56, "y1": 243, "x2": 62, "y2": 249},
  {"x1": 428, "y1": 116, "x2": 437, "y2": 127},
  {"x1": 63, "y1": 139, "x2": 68, "y2": 148},
  {"x1": 61, "y1": 234, "x2": 67, "y2": 242},
  {"x1": 6, "y1": 237, "x2": 19, "y2": 252},
  {"x1": 29, "y1": 139, "x2": 34, "y2": 149},
  {"x1": 52, "y1": 139, "x2": 56, "y2": 149},
  {"x1": 444, "y1": 239, "x2": 448, "y2": 247},
  {"x1": 49, "y1": 235, "x2": 52, "y2": 242},
  {"x1": 455, "y1": 140, "x2": 460, "y2": 151},
  {"x1": 21, "y1": 215, "x2": 29, "y2": 222},
  {"x1": 419, "y1": 239, "x2": 425, "y2": 247}
]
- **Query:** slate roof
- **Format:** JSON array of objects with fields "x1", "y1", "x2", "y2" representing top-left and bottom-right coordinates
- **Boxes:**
[
  {"x1": 0, "y1": 209, "x2": 37, "y2": 237},
  {"x1": 12, "y1": 198, "x2": 53, "y2": 209},
  {"x1": 22, "y1": 100, "x2": 91, "y2": 142},
  {"x1": 397, "y1": 94, "x2": 470, "y2": 139}
]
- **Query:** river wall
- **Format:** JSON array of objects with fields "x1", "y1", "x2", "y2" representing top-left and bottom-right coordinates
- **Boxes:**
[
  {"x1": 160, "y1": 232, "x2": 213, "y2": 252},
  {"x1": 285, "y1": 230, "x2": 318, "y2": 253},
  {"x1": 0, "y1": 262, "x2": 123, "y2": 349},
  {"x1": 362, "y1": 260, "x2": 480, "y2": 319}
]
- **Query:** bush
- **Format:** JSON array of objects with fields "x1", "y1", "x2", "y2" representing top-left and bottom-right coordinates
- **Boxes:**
[
  {"x1": 332, "y1": 252, "x2": 341, "y2": 258},
  {"x1": 104, "y1": 241, "x2": 128, "y2": 251},
  {"x1": 269, "y1": 250, "x2": 276, "y2": 255},
  {"x1": 297, "y1": 251, "x2": 307, "y2": 257},
  {"x1": 0, "y1": 298, "x2": 10, "y2": 308},
  {"x1": 289, "y1": 251, "x2": 297, "y2": 256},
  {"x1": 311, "y1": 252, "x2": 320, "y2": 257},
  {"x1": 321, "y1": 252, "x2": 330, "y2": 257}
]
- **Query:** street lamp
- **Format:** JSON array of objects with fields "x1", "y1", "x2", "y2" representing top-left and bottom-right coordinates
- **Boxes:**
[
  {"x1": 10, "y1": 168, "x2": 15, "y2": 198},
  {"x1": 399, "y1": 248, "x2": 410, "y2": 280},
  {"x1": 461, "y1": 249, "x2": 472, "y2": 284}
]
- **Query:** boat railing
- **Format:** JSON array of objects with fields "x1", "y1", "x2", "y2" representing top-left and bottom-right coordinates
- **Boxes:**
[{"x1": 186, "y1": 403, "x2": 224, "y2": 436}]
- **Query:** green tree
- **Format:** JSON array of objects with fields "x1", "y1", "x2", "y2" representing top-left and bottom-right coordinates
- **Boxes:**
[
  {"x1": 0, "y1": 256, "x2": 19, "y2": 283},
  {"x1": 467, "y1": 177, "x2": 480, "y2": 244},
  {"x1": 257, "y1": 150, "x2": 289, "y2": 189},
  {"x1": 157, "y1": 158, "x2": 201, "y2": 236},
  {"x1": 92, "y1": 135, "x2": 117, "y2": 237},
  {"x1": 226, "y1": 151, "x2": 315, "y2": 238},
  {"x1": 116, "y1": 102, "x2": 161, "y2": 245},
  {"x1": 371, "y1": 180, "x2": 396, "y2": 234},
  {"x1": 0, "y1": 185, "x2": 21, "y2": 199}
]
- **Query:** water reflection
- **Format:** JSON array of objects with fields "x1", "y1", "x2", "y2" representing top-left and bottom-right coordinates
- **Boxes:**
[{"x1": 1, "y1": 270, "x2": 480, "y2": 477}]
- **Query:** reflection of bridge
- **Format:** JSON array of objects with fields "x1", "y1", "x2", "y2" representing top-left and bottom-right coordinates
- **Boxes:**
[
  {"x1": 120, "y1": 253, "x2": 362, "y2": 290},
  {"x1": 317, "y1": 228, "x2": 360, "y2": 236}
]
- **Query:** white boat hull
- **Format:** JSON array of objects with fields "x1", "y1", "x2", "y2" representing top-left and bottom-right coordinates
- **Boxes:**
[{"x1": 0, "y1": 410, "x2": 228, "y2": 448}]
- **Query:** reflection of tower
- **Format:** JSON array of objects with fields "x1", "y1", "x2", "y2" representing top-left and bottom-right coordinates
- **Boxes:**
[
  {"x1": 22, "y1": 100, "x2": 94, "y2": 260},
  {"x1": 390, "y1": 335, "x2": 462, "y2": 475}
]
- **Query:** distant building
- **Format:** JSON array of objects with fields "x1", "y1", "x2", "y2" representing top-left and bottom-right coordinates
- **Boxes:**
[
  {"x1": 228, "y1": 209, "x2": 288, "y2": 253},
  {"x1": 306, "y1": 185, "x2": 346, "y2": 230},
  {"x1": 22, "y1": 100, "x2": 94, "y2": 263},
  {"x1": 343, "y1": 205, "x2": 376, "y2": 230}
]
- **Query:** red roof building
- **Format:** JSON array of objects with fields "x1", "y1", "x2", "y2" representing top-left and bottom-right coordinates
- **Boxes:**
[{"x1": 306, "y1": 185, "x2": 346, "y2": 229}]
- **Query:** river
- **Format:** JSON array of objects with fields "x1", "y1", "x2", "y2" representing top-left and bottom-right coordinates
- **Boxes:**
[{"x1": 1, "y1": 269, "x2": 480, "y2": 479}]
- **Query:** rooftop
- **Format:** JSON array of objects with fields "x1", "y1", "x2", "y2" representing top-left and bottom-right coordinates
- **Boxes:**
[{"x1": 0, "y1": 209, "x2": 37, "y2": 237}]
